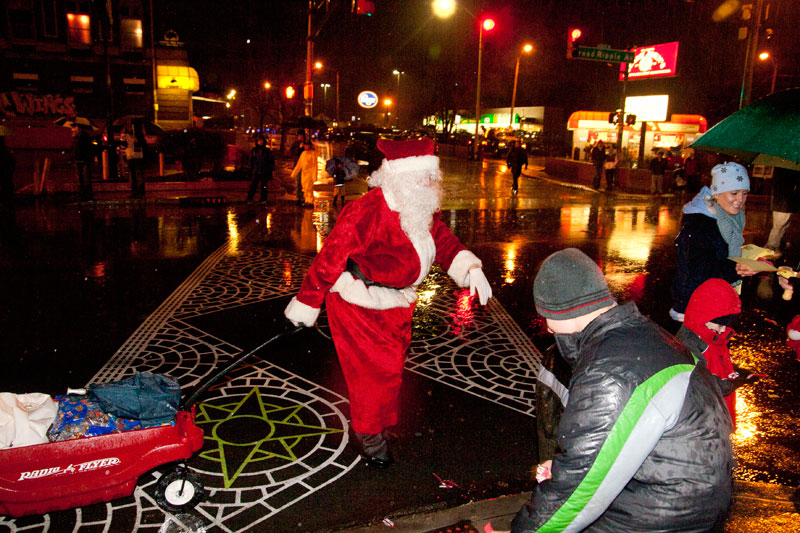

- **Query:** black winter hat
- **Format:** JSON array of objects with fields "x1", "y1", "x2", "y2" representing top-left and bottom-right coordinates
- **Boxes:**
[{"x1": 534, "y1": 248, "x2": 616, "y2": 320}]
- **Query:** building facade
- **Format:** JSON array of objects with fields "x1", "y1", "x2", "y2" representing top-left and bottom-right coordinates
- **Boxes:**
[{"x1": 1, "y1": 0, "x2": 196, "y2": 133}]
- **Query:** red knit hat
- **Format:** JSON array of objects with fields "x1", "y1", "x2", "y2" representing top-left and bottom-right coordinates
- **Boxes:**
[{"x1": 376, "y1": 138, "x2": 439, "y2": 175}]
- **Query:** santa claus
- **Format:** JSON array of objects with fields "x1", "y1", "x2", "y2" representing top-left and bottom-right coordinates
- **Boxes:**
[{"x1": 284, "y1": 137, "x2": 492, "y2": 468}]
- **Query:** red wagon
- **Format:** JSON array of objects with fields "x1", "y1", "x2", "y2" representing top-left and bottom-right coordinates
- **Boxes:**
[{"x1": 0, "y1": 329, "x2": 297, "y2": 518}]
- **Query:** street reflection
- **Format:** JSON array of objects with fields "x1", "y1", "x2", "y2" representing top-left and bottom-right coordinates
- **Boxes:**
[{"x1": 226, "y1": 210, "x2": 240, "y2": 254}]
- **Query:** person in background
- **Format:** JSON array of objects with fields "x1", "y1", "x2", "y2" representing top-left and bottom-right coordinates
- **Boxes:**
[
  {"x1": 675, "y1": 278, "x2": 759, "y2": 428},
  {"x1": 505, "y1": 140, "x2": 528, "y2": 196},
  {"x1": 246, "y1": 136, "x2": 275, "y2": 204},
  {"x1": 603, "y1": 146, "x2": 618, "y2": 192},
  {"x1": 124, "y1": 122, "x2": 146, "y2": 199},
  {"x1": 285, "y1": 138, "x2": 492, "y2": 468},
  {"x1": 765, "y1": 167, "x2": 800, "y2": 255},
  {"x1": 683, "y1": 148, "x2": 701, "y2": 196},
  {"x1": 74, "y1": 124, "x2": 93, "y2": 201},
  {"x1": 670, "y1": 162, "x2": 758, "y2": 322},
  {"x1": 290, "y1": 141, "x2": 317, "y2": 207},
  {"x1": 331, "y1": 157, "x2": 347, "y2": 208},
  {"x1": 590, "y1": 140, "x2": 606, "y2": 189},
  {"x1": 290, "y1": 131, "x2": 306, "y2": 204},
  {"x1": 648, "y1": 150, "x2": 667, "y2": 195},
  {"x1": 510, "y1": 248, "x2": 734, "y2": 533}
]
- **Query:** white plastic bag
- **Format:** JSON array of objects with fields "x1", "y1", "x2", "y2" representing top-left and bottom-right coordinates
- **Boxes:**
[{"x1": 0, "y1": 393, "x2": 57, "y2": 448}]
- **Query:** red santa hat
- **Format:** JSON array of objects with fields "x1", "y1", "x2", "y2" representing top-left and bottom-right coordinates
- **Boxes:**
[
  {"x1": 787, "y1": 315, "x2": 800, "y2": 361},
  {"x1": 376, "y1": 138, "x2": 439, "y2": 175}
]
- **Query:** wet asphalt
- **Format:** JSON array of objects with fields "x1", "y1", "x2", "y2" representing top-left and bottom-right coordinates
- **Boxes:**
[{"x1": 0, "y1": 155, "x2": 799, "y2": 531}]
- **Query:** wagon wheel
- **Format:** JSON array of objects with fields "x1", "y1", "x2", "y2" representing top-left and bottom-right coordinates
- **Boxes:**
[{"x1": 155, "y1": 467, "x2": 205, "y2": 513}]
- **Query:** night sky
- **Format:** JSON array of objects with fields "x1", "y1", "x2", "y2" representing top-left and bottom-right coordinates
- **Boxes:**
[{"x1": 157, "y1": 0, "x2": 800, "y2": 126}]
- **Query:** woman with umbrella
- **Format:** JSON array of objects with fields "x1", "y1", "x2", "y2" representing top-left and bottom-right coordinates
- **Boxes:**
[
  {"x1": 670, "y1": 162, "x2": 758, "y2": 322},
  {"x1": 326, "y1": 156, "x2": 358, "y2": 208}
]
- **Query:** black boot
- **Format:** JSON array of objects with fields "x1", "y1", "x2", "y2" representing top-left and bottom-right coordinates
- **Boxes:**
[{"x1": 353, "y1": 432, "x2": 393, "y2": 468}]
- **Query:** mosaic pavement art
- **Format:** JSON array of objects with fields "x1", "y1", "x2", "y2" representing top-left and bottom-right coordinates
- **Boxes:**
[{"x1": 1, "y1": 216, "x2": 541, "y2": 532}]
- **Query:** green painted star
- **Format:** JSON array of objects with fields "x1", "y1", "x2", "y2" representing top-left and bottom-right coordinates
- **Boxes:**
[{"x1": 196, "y1": 387, "x2": 343, "y2": 488}]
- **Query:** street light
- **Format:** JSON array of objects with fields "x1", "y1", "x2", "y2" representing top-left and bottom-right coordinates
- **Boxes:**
[
  {"x1": 263, "y1": 82, "x2": 271, "y2": 90},
  {"x1": 432, "y1": 0, "x2": 456, "y2": 18},
  {"x1": 392, "y1": 69, "x2": 404, "y2": 128},
  {"x1": 320, "y1": 83, "x2": 331, "y2": 116},
  {"x1": 759, "y1": 51, "x2": 778, "y2": 94},
  {"x1": 314, "y1": 61, "x2": 340, "y2": 123},
  {"x1": 473, "y1": 17, "x2": 495, "y2": 159},
  {"x1": 509, "y1": 43, "x2": 533, "y2": 127},
  {"x1": 384, "y1": 98, "x2": 392, "y2": 125}
]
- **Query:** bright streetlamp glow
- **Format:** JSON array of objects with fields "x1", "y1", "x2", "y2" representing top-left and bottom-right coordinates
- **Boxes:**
[
  {"x1": 264, "y1": 82, "x2": 271, "y2": 89},
  {"x1": 432, "y1": 0, "x2": 456, "y2": 18},
  {"x1": 314, "y1": 61, "x2": 323, "y2": 69},
  {"x1": 523, "y1": 43, "x2": 533, "y2": 53},
  {"x1": 759, "y1": 51, "x2": 770, "y2": 61},
  {"x1": 482, "y1": 18, "x2": 495, "y2": 31},
  {"x1": 384, "y1": 98, "x2": 392, "y2": 106},
  {"x1": 226, "y1": 89, "x2": 236, "y2": 100}
]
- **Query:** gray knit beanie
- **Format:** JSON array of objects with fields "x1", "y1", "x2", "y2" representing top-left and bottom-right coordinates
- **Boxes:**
[{"x1": 534, "y1": 248, "x2": 616, "y2": 320}]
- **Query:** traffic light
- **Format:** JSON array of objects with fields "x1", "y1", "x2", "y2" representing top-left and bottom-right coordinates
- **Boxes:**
[
  {"x1": 608, "y1": 111, "x2": 619, "y2": 125},
  {"x1": 567, "y1": 28, "x2": 582, "y2": 59},
  {"x1": 354, "y1": 0, "x2": 374, "y2": 16},
  {"x1": 625, "y1": 113, "x2": 637, "y2": 126},
  {"x1": 285, "y1": 86, "x2": 295, "y2": 99}
]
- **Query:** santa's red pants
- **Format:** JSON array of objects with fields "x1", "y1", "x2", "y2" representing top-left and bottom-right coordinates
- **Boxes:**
[{"x1": 325, "y1": 292, "x2": 414, "y2": 435}]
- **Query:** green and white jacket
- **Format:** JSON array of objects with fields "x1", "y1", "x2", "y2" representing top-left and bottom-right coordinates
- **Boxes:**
[{"x1": 512, "y1": 303, "x2": 734, "y2": 532}]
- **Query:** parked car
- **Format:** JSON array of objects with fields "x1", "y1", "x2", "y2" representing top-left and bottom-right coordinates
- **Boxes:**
[{"x1": 481, "y1": 128, "x2": 518, "y2": 157}]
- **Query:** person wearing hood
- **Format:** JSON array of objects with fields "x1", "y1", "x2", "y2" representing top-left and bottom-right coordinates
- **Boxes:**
[
  {"x1": 670, "y1": 161, "x2": 758, "y2": 322},
  {"x1": 511, "y1": 248, "x2": 733, "y2": 533},
  {"x1": 290, "y1": 141, "x2": 317, "y2": 207},
  {"x1": 675, "y1": 278, "x2": 758, "y2": 428}
]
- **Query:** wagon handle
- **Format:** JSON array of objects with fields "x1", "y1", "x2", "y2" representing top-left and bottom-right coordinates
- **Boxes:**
[{"x1": 179, "y1": 325, "x2": 303, "y2": 409}]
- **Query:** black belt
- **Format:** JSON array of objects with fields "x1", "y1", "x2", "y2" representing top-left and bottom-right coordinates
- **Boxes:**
[{"x1": 346, "y1": 258, "x2": 405, "y2": 290}]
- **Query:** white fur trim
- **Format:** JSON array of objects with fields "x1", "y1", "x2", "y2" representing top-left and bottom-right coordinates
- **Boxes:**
[
  {"x1": 382, "y1": 155, "x2": 439, "y2": 176},
  {"x1": 284, "y1": 297, "x2": 321, "y2": 326},
  {"x1": 331, "y1": 272, "x2": 417, "y2": 310},
  {"x1": 789, "y1": 329, "x2": 800, "y2": 341},
  {"x1": 447, "y1": 250, "x2": 483, "y2": 288},
  {"x1": 411, "y1": 233, "x2": 435, "y2": 285}
]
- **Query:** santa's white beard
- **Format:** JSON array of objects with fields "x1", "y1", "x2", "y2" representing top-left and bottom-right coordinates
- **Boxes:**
[{"x1": 374, "y1": 171, "x2": 443, "y2": 240}]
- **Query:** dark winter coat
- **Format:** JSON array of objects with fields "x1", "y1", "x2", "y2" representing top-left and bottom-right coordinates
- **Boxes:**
[
  {"x1": 250, "y1": 145, "x2": 275, "y2": 177},
  {"x1": 506, "y1": 146, "x2": 528, "y2": 171},
  {"x1": 770, "y1": 167, "x2": 800, "y2": 213},
  {"x1": 648, "y1": 156, "x2": 667, "y2": 175},
  {"x1": 511, "y1": 303, "x2": 734, "y2": 532},
  {"x1": 671, "y1": 192, "x2": 739, "y2": 314}
]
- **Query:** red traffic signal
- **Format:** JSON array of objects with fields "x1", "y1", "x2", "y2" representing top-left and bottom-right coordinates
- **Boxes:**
[
  {"x1": 625, "y1": 113, "x2": 637, "y2": 126},
  {"x1": 355, "y1": 0, "x2": 374, "y2": 16},
  {"x1": 285, "y1": 86, "x2": 295, "y2": 99},
  {"x1": 567, "y1": 28, "x2": 582, "y2": 59}
]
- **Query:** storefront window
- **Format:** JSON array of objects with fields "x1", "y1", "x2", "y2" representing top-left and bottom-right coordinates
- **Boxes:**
[
  {"x1": 120, "y1": 18, "x2": 143, "y2": 49},
  {"x1": 66, "y1": 12, "x2": 91, "y2": 45}
]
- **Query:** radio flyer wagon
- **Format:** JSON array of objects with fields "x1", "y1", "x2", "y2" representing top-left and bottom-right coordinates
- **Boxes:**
[{"x1": 0, "y1": 329, "x2": 297, "y2": 518}]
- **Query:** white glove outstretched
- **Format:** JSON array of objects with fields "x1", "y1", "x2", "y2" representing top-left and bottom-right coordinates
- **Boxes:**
[{"x1": 467, "y1": 268, "x2": 492, "y2": 306}]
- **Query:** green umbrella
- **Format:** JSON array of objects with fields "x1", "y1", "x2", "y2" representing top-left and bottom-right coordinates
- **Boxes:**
[{"x1": 691, "y1": 88, "x2": 800, "y2": 171}]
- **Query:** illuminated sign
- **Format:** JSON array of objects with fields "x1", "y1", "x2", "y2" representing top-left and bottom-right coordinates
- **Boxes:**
[
  {"x1": 357, "y1": 91, "x2": 378, "y2": 109},
  {"x1": 625, "y1": 95, "x2": 669, "y2": 122},
  {"x1": 620, "y1": 42, "x2": 679, "y2": 80}
]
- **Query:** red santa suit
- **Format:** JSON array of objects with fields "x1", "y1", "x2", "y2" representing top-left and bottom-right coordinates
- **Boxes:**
[{"x1": 285, "y1": 138, "x2": 490, "y2": 442}]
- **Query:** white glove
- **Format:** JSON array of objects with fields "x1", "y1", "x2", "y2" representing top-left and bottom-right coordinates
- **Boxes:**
[{"x1": 467, "y1": 268, "x2": 492, "y2": 306}]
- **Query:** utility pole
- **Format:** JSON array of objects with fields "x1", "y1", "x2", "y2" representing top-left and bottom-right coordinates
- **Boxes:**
[
  {"x1": 304, "y1": 1, "x2": 314, "y2": 117},
  {"x1": 739, "y1": 0, "x2": 765, "y2": 108}
]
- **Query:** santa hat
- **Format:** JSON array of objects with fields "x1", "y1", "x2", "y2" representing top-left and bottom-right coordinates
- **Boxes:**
[
  {"x1": 787, "y1": 315, "x2": 800, "y2": 361},
  {"x1": 375, "y1": 138, "x2": 439, "y2": 175}
]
